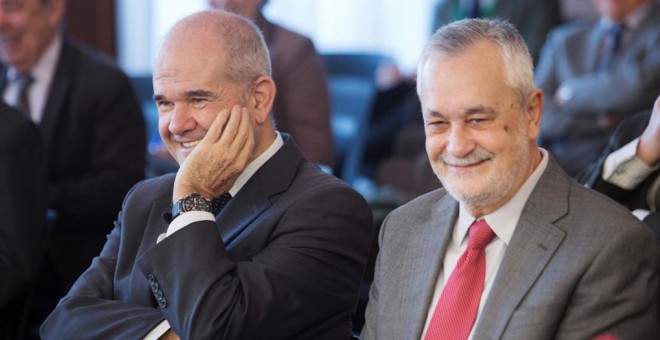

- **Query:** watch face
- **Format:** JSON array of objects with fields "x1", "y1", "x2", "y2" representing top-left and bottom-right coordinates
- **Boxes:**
[{"x1": 183, "y1": 194, "x2": 210, "y2": 211}]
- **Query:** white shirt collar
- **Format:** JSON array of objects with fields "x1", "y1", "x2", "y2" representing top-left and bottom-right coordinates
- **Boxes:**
[
  {"x1": 454, "y1": 148, "x2": 549, "y2": 247},
  {"x1": 228, "y1": 131, "x2": 284, "y2": 197},
  {"x1": 31, "y1": 32, "x2": 62, "y2": 86}
]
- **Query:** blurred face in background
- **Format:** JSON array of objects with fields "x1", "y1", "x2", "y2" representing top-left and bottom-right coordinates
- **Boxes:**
[
  {"x1": 0, "y1": 0, "x2": 64, "y2": 72},
  {"x1": 208, "y1": 0, "x2": 264, "y2": 19},
  {"x1": 593, "y1": 0, "x2": 648, "y2": 21}
]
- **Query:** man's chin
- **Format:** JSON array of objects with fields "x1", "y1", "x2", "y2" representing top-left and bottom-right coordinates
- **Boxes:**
[{"x1": 443, "y1": 183, "x2": 493, "y2": 206}]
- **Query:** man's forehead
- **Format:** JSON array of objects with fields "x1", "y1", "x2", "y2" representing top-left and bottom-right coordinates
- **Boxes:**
[{"x1": 0, "y1": 0, "x2": 43, "y2": 5}]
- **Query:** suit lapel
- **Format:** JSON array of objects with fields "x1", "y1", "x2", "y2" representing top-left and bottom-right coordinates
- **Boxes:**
[
  {"x1": 0, "y1": 66, "x2": 8, "y2": 92},
  {"x1": 404, "y1": 192, "x2": 458, "y2": 338},
  {"x1": 218, "y1": 135, "x2": 301, "y2": 247},
  {"x1": 630, "y1": 2, "x2": 660, "y2": 42},
  {"x1": 473, "y1": 158, "x2": 569, "y2": 338},
  {"x1": 585, "y1": 25, "x2": 603, "y2": 73},
  {"x1": 40, "y1": 39, "x2": 74, "y2": 152}
]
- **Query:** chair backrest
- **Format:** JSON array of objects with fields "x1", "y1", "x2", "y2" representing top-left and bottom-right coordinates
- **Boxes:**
[
  {"x1": 322, "y1": 53, "x2": 391, "y2": 79},
  {"x1": 129, "y1": 74, "x2": 158, "y2": 142},
  {"x1": 322, "y1": 53, "x2": 393, "y2": 185}
]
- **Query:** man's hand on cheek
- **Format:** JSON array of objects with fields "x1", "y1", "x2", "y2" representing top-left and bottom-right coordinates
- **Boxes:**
[{"x1": 173, "y1": 105, "x2": 255, "y2": 202}]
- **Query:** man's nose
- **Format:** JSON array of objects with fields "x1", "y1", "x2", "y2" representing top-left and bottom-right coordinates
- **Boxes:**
[
  {"x1": 168, "y1": 104, "x2": 195, "y2": 135},
  {"x1": 445, "y1": 125, "x2": 475, "y2": 158}
]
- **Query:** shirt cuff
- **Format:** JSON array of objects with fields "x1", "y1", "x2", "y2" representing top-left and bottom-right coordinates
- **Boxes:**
[
  {"x1": 143, "y1": 320, "x2": 171, "y2": 340},
  {"x1": 631, "y1": 209, "x2": 651, "y2": 221},
  {"x1": 603, "y1": 138, "x2": 658, "y2": 190},
  {"x1": 156, "y1": 211, "x2": 215, "y2": 244}
]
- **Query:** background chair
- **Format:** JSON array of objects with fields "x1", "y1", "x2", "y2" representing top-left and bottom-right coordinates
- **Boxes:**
[{"x1": 322, "y1": 53, "x2": 393, "y2": 187}]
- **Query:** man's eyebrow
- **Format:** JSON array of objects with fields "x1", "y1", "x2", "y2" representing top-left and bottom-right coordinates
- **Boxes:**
[
  {"x1": 424, "y1": 106, "x2": 496, "y2": 119},
  {"x1": 184, "y1": 89, "x2": 215, "y2": 98},
  {"x1": 464, "y1": 105, "x2": 496, "y2": 116},
  {"x1": 424, "y1": 109, "x2": 447, "y2": 118},
  {"x1": 152, "y1": 89, "x2": 217, "y2": 102}
]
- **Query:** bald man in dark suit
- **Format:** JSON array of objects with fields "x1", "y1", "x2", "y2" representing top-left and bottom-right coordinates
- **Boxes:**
[{"x1": 41, "y1": 11, "x2": 372, "y2": 339}]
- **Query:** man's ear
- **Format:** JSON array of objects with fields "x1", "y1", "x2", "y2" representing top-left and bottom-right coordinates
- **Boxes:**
[
  {"x1": 47, "y1": 0, "x2": 66, "y2": 27},
  {"x1": 525, "y1": 88, "x2": 543, "y2": 140},
  {"x1": 249, "y1": 76, "x2": 276, "y2": 124}
]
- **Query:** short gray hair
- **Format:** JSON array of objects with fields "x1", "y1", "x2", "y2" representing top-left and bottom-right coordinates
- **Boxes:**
[
  {"x1": 173, "y1": 10, "x2": 272, "y2": 88},
  {"x1": 217, "y1": 11, "x2": 272, "y2": 87},
  {"x1": 417, "y1": 18, "x2": 534, "y2": 105}
]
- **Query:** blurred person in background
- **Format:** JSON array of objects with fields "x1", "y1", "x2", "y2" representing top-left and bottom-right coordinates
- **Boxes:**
[
  {"x1": 535, "y1": 0, "x2": 660, "y2": 176},
  {"x1": 208, "y1": 0, "x2": 334, "y2": 168},
  {"x1": 580, "y1": 94, "x2": 660, "y2": 239},
  {"x1": 0, "y1": 0, "x2": 146, "y2": 331},
  {"x1": 0, "y1": 103, "x2": 46, "y2": 339},
  {"x1": 431, "y1": 0, "x2": 562, "y2": 64}
]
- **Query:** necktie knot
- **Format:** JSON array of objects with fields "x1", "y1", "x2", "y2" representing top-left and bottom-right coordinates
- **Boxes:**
[
  {"x1": 13, "y1": 73, "x2": 34, "y2": 116},
  {"x1": 468, "y1": 219, "x2": 495, "y2": 250},
  {"x1": 596, "y1": 23, "x2": 625, "y2": 72},
  {"x1": 608, "y1": 23, "x2": 624, "y2": 37},
  {"x1": 15, "y1": 73, "x2": 33, "y2": 86},
  {"x1": 607, "y1": 23, "x2": 624, "y2": 50}
]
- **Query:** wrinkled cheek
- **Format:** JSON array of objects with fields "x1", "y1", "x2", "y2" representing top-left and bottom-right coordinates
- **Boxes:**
[
  {"x1": 425, "y1": 137, "x2": 444, "y2": 161},
  {"x1": 424, "y1": 138, "x2": 443, "y2": 176},
  {"x1": 157, "y1": 114, "x2": 172, "y2": 136}
]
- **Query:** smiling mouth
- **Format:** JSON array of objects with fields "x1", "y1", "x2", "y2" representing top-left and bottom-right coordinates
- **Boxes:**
[
  {"x1": 181, "y1": 140, "x2": 201, "y2": 148},
  {"x1": 445, "y1": 158, "x2": 489, "y2": 168}
]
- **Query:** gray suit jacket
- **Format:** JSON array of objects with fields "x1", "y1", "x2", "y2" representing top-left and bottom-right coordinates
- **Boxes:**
[
  {"x1": 41, "y1": 135, "x2": 374, "y2": 339},
  {"x1": 362, "y1": 158, "x2": 659, "y2": 339}
]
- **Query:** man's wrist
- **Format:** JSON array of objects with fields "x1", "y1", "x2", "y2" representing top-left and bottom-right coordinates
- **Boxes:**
[{"x1": 172, "y1": 193, "x2": 214, "y2": 221}]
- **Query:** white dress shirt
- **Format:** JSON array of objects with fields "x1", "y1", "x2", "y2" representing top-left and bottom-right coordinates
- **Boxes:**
[{"x1": 421, "y1": 148, "x2": 549, "y2": 340}]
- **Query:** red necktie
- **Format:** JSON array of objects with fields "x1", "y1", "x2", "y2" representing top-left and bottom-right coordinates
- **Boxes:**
[{"x1": 424, "y1": 219, "x2": 495, "y2": 340}]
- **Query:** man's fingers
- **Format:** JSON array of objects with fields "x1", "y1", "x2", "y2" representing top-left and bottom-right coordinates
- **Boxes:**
[
  {"x1": 205, "y1": 108, "x2": 231, "y2": 144},
  {"x1": 217, "y1": 105, "x2": 243, "y2": 146},
  {"x1": 230, "y1": 108, "x2": 255, "y2": 168}
]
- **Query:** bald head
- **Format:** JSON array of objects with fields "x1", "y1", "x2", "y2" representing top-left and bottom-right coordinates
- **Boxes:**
[{"x1": 157, "y1": 10, "x2": 271, "y2": 88}]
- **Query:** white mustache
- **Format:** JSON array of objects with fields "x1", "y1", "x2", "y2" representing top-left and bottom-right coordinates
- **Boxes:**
[{"x1": 439, "y1": 150, "x2": 493, "y2": 166}]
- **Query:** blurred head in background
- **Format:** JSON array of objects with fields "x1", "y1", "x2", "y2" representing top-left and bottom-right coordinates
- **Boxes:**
[{"x1": 0, "y1": 0, "x2": 65, "y2": 73}]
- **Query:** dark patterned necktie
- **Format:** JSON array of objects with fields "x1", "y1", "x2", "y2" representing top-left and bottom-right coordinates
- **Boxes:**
[
  {"x1": 468, "y1": 0, "x2": 480, "y2": 18},
  {"x1": 14, "y1": 73, "x2": 34, "y2": 117},
  {"x1": 596, "y1": 23, "x2": 624, "y2": 72}
]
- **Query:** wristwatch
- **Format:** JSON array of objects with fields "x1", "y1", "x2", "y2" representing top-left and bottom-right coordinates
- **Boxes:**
[{"x1": 171, "y1": 193, "x2": 213, "y2": 220}]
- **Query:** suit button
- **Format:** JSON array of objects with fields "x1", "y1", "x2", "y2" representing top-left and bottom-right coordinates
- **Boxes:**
[
  {"x1": 158, "y1": 297, "x2": 167, "y2": 309},
  {"x1": 148, "y1": 274, "x2": 155, "y2": 284},
  {"x1": 151, "y1": 282, "x2": 159, "y2": 292},
  {"x1": 155, "y1": 290, "x2": 163, "y2": 300}
]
